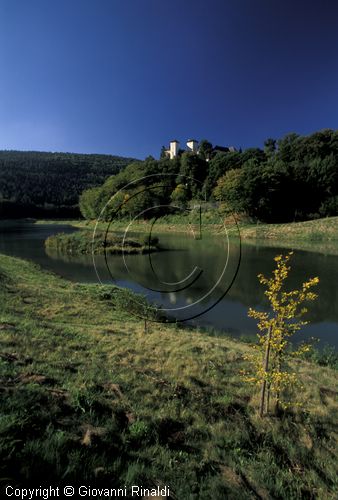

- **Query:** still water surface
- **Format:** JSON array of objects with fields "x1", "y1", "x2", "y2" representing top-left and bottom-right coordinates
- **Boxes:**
[{"x1": 0, "y1": 222, "x2": 337, "y2": 348}]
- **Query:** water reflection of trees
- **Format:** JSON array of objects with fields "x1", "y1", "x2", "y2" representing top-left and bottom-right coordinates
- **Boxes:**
[{"x1": 45, "y1": 238, "x2": 338, "y2": 325}]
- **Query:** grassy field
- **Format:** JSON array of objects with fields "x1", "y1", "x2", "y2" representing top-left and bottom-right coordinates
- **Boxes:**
[
  {"x1": 0, "y1": 254, "x2": 337, "y2": 498},
  {"x1": 239, "y1": 216, "x2": 338, "y2": 242},
  {"x1": 36, "y1": 215, "x2": 338, "y2": 241}
]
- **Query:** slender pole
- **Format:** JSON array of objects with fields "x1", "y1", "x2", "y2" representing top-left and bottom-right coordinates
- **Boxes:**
[{"x1": 199, "y1": 205, "x2": 202, "y2": 239}]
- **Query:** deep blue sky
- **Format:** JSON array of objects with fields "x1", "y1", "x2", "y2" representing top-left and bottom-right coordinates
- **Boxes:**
[{"x1": 1, "y1": 0, "x2": 337, "y2": 159}]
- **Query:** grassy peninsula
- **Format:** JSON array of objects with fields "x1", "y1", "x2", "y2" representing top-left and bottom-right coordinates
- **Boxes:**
[
  {"x1": 0, "y1": 254, "x2": 337, "y2": 498},
  {"x1": 45, "y1": 230, "x2": 160, "y2": 255}
]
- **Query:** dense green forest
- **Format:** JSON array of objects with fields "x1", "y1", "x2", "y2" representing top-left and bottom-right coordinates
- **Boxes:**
[
  {"x1": 80, "y1": 129, "x2": 338, "y2": 223},
  {"x1": 0, "y1": 150, "x2": 135, "y2": 218}
]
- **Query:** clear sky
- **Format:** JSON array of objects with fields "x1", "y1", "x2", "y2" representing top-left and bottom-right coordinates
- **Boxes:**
[{"x1": 1, "y1": 0, "x2": 337, "y2": 159}]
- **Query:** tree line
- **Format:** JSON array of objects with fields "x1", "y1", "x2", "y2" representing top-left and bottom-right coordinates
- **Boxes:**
[
  {"x1": 0, "y1": 150, "x2": 135, "y2": 218},
  {"x1": 79, "y1": 129, "x2": 338, "y2": 223}
]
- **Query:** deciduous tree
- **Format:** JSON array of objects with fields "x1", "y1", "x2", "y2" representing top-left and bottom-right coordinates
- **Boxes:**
[{"x1": 242, "y1": 252, "x2": 319, "y2": 416}]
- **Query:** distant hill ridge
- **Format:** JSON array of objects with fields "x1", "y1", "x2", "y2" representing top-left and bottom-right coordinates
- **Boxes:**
[{"x1": 0, "y1": 150, "x2": 137, "y2": 218}]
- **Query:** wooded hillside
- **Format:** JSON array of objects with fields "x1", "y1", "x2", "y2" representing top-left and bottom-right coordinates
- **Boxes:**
[{"x1": 0, "y1": 150, "x2": 136, "y2": 218}]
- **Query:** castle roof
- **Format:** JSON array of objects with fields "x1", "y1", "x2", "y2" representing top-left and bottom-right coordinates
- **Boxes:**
[{"x1": 213, "y1": 145, "x2": 230, "y2": 152}]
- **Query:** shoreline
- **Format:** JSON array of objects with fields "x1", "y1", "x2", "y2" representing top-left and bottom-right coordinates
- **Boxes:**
[
  {"x1": 30, "y1": 216, "x2": 338, "y2": 256},
  {"x1": 32, "y1": 214, "x2": 338, "y2": 239}
]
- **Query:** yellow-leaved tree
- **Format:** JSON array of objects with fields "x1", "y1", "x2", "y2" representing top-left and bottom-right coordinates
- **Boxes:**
[{"x1": 243, "y1": 252, "x2": 319, "y2": 417}]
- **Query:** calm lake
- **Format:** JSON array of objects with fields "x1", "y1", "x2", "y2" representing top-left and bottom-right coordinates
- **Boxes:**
[{"x1": 1, "y1": 221, "x2": 337, "y2": 349}]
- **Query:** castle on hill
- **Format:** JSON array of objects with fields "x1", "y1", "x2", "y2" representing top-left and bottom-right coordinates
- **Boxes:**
[{"x1": 164, "y1": 139, "x2": 236, "y2": 160}]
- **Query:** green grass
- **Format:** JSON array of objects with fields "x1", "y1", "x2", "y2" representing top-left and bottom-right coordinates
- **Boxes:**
[
  {"x1": 45, "y1": 230, "x2": 160, "y2": 255},
  {"x1": 0, "y1": 254, "x2": 337, "y2": 498},
  {"x1": 239, "y1": 216, "x2": 338, "y2": 241},
  {"x1": 36, "y1": 214, "x2": 338, "y2": 241}
]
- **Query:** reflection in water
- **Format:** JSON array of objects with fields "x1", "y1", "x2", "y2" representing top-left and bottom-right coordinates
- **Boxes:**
[{"x1": 1, "y1": 222, "x2": 338, "y2": 348}]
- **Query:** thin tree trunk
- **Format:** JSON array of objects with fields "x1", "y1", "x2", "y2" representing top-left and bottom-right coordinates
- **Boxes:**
[
  {"x1": 259, "y1": 326, "x2": 272, "y2": 417},
  {"x1": 266, "y1": 382, "x2": 271, "y2": 414},
  {"x1": 275, "y1": 355, "x2": 281, "y2": 414}
]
